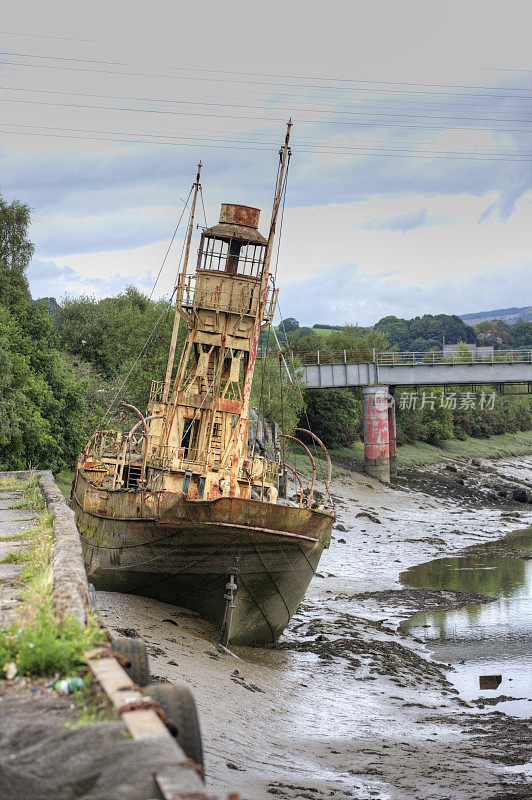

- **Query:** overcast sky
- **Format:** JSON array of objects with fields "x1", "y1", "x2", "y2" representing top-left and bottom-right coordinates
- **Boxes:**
[{"x1": 1, "y1": 0, "x2": 531, "y2": 326}]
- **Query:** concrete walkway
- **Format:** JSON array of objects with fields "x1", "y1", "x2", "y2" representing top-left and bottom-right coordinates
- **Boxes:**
[{"x1": 0, "y1": 487, "x2": 37, "y2": 628}]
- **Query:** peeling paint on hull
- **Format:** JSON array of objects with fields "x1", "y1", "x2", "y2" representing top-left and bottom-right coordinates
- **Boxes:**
[{"x1": 73, "y1": 470, "x2": 332, "y2": 645}]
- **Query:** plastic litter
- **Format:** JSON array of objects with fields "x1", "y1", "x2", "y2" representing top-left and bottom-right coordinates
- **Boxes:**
[
  {"x1": 54, "y1": 677, "x2": 84, "y2": 694},
  {"x1": 3, "y1": 662, "x2": 17, "y2": 680}
]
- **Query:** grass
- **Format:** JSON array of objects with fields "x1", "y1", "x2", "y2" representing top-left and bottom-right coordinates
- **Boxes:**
[
  {"x1": 55, "y1": 469, "x2": 74, "y2": 502},
  {"x1": 66, "y1": 674, "x2": 120, "y2": 728},
  {"x1": 284, "y1": 450, "x2": 349, "y2": 481},
  {"x1": 312, "y1": 327, "x2": 338, "y2": 338},
  {"x1": 0, "y1": 476, "x2": 32, "y2": 492},
  {"x1": 4, "y1": 474, "x2": 45, "y2": 512},
  {"x1": 331, "y1": 429, "x2": 532, "y2": 470},
  {"x1": 0, "y1": 478, "x2": 105, "y2": 678},
  {"x1": 0, "y1": 550, "x2": 30, "y2": 564}
]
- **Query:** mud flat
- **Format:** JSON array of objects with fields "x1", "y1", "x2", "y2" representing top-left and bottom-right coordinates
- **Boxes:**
[{"x1": 96, "y1": 456, "x2": 532, "y2": 800}]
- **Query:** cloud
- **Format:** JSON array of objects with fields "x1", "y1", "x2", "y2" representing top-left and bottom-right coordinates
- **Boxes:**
[
  {"x1": 31, "y1": 208, "x2": 177, "y2": 257},
  {"x1": 277, "y1": 259, "x2": 532, "y2": 327},
  {"x1": 478, "y1": 168, "x2": 532, "y2": 223},
  {"x1": 362, "y1": 208, "x2": 428, "y2": 233},
  {"x1": 27, "y1": 258, "x2": 155, "y2": 300}
]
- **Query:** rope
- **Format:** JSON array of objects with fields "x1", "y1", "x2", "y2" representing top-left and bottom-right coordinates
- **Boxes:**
[
  {"x1": 148, "y1": 189, "x2": 192, "y2": 299},
  {"x1": 199, "y1": 184, "x2": 208, "y2": 228},
  {"x1": 252, "y1": 325, "x2": 271, "y2": 459},
  {"x1": 273, "y1": 299, "x2": 329, "y2": 488},
  {"x1": 271, "y1": 152, "x2": 290, "y2": 286},
  {"x1": 98, "y1": 189, "x2": 196, "y2": 426},
  {"x1": 154, "y1": 301, "x2": 174, "y2": 377},
  {"x1": 279, "y1": 351, "x2": 286, "y2": 482},
  {"x1": 117, "y1": 698, "x2": 178, "y2": 737}
]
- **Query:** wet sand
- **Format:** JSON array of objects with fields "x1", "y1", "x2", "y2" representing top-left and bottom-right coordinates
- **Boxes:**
[{"x1": 96, "y1": 457, "x2": 532, "y2": 800}]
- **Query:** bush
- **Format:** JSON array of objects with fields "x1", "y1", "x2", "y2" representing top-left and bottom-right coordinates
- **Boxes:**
[
  {"x1": 303, "y1": 389, "x2": 361, "y2": 448},
  {"x1": 0, "y1": 607, "x2": 103, "y2": 677}
]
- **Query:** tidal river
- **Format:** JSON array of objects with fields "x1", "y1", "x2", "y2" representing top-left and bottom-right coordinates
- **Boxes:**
[
  {"x1": 96, "y1": 456, "x2": 532, "y2": 800},
  {"x1": 400, "y1": 526, "x2": 532, "y2": 718}
]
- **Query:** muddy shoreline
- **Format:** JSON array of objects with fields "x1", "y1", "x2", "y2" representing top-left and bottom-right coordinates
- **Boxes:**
[{"x1": 96, "y1": 457, "x2": 532, "y2": 800}]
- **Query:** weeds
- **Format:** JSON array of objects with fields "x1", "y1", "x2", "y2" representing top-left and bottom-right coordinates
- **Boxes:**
[
  {"x1": 7, "y1": 476, "x2": 46, "y2": 512},
  {"x1": 0, "y1": 477, "x2": 29, "y2": 492},
  {"x1": 54, "y1": 469, "x2": 74, "y2": 502},
  {"x1": 0, "y1": 606, "x2": 104, "y2": 677},
  {"x1": 65, "y1": 673, "x2": 118, "y2": 727},
  {"x1": 0, "y1": 551, "x2": 30, "y2": 564},
  {"x1": 0, "y1": 481, "x2": 105, "y2": 678}
]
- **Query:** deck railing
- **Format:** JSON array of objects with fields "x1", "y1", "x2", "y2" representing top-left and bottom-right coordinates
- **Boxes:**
[{"x1": 298, "y1": 348, "x2": 532, "y2": 366}]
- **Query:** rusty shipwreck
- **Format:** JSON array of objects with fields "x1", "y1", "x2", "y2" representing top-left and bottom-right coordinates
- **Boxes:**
[{"x1": 72, "y1": 124, "x2": 335, "y2": 646}]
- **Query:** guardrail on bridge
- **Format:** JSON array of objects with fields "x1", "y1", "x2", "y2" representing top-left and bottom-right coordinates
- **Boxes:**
[{"x1": 298, "y1": 348, "x2": 532, "y2": 366}]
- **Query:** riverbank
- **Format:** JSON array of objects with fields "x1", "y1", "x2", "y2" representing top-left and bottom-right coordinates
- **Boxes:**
[
  {"x1": 96, "y1": 455, "x2": 532, "y2": 799},
  {"x1": 332, "y1": 428, "x2": 532, "y2": 469}
]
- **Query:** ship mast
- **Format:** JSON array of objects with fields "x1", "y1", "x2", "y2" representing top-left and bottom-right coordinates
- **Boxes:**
[
  {"x1": 162, "y1": 162, "x2": 202, "y2": 403},
  {"x1": 229, "y1": 121, "x2": 292, "y2": 489}
]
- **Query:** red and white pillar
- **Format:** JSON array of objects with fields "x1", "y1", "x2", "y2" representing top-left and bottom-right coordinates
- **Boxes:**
[
  {"x1": 362, "y1": 386, "x2": 391, "y2": 483},
  {"x1": 388, "y1": 387, "x2": 397, "y2": 478}
]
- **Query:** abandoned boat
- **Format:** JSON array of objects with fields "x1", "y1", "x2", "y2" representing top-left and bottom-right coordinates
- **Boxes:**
[{"x1": 72, "y1": 124, "x2": 335, "y2": 646}]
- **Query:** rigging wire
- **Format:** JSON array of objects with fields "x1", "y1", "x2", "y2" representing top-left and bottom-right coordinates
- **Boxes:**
[
  {"x1": 272, "y1": 157, "x2": 290, "y2": 287},
  {"x1": 98, "y1": 286, "x2": 178, "y2": 427},
  {"x1": 199, "y1": 184, "x2": 208, "y2": 229},
  {"x1": 274, "y1": 298, "x2": 329, "y2": 490},
  {"x1": 252, "y1": 325, "x2": 272, "y2": 461},
  {"x1": 95, "y1": 187, "x2": 197, "y2": 427},
  {"x1": 148, "y1": 187, "x2": 192, "y2": 299}
]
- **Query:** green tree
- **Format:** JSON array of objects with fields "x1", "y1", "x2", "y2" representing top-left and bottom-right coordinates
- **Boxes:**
[
  {"x1": 57, "y1": 289, "x2": 182, "y2": 412},
  {"x1": 475, "y1": 319, "x2": 512, "y2": 347},
  {"x1": 303, "y1": 388, "x2": 360, "y2": 448},
  {"x1": 279, "y1": 317, "x2": 299, "y2": 334},
  {"x1": 251, "y1": 352, "x2": 304, "y2": 434},
  {"x1": 0, "y1": 198, "x2": 34, "y2": 312},
  {"x1": 396, "y1": 389, "x2": 453, "y2": 445},
  {"x1": 0, "y1": 197, "x2": 84, "y2": 470},
  {"x1": 509, "y1": 319, "x2": 532, "y2": 348}
]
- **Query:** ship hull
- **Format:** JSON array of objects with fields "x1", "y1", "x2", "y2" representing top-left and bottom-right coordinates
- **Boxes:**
[{"x1": 73, "y1": 470, "x2": 332, "y2": 645}]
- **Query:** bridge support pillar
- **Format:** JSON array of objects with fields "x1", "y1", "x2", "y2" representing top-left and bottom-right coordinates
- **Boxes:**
[
  {"x1": 388, "y1": 387, "x2": 397, "y2": 478},
  {"x1": 362, "y1": 386, "x2": 391, "y2": 483}
]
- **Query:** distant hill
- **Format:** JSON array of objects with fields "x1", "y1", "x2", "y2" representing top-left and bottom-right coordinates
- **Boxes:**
[{"x1": 460, "y1": 306, "x2": 532, "y2": 325}]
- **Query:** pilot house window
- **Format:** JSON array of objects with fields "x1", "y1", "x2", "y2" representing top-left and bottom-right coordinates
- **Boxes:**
[{"x1": 198, "y1": 236, "x2": 266, "y2": 278}]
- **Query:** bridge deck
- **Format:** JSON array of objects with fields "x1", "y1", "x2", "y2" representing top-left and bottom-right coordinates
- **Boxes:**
[{"x1": 301, "y1": 349, "x2": 532, "y2": 388}]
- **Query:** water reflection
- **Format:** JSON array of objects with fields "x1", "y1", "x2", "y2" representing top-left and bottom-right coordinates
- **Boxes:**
[{"x1": 400, "y1": 527, "x2": 532, "y2": 718}]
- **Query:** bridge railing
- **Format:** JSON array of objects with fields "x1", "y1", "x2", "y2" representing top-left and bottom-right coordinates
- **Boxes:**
[{"x1": 298, "y1": 349, "x2": 532, "y2": 366}]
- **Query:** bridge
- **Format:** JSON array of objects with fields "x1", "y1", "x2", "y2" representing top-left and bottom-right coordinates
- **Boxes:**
[
  {"x1": 301, "y1": 348, "x2": 532, "y2": 389},
  {"x1": 298, "y1": 349, "x2": 532, "y2": 484}
]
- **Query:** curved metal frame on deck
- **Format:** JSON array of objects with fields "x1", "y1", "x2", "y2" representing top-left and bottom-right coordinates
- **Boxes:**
[
  {"x1": 279, "y1": 433, "x2": 316, "y2": 507},
  {"x1": 294, "y1": 428, "x2": 333, "y2": 501},
  {"x1": 119, "y1": 402, "x2": 149, "y2": 486},
  {"x1": 281, "y1": 461, "x2": 304, "y2": 507}
]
